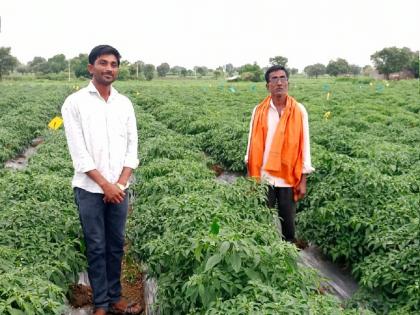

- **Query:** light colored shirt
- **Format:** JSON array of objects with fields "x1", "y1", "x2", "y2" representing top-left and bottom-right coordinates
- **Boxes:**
[
  {"x1": 62, "y1": 81, "x2": 139, "y2": 193},
  {"x1": 245, "y1": 99, "x2": 314, "y2": 187}
]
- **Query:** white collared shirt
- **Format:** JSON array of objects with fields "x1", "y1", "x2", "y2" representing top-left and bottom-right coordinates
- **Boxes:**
[
  {"x1": 62, "y1": 81, "x2": 139, "y2": 193},
  {"x1": 245, "y1": 99, "x2": 315, "y2": 187}
]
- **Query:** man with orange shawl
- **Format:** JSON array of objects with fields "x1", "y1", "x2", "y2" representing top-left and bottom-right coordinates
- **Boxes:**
[{"x1": 245, "y1": 65, "x2": 314, "y2": 242}]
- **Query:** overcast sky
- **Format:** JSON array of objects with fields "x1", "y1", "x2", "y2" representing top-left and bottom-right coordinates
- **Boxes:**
[{"x1": 1, "y1": 0, "x2": 419, "y2": 71}]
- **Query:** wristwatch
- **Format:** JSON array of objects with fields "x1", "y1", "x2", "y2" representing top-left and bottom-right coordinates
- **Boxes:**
[{"x1": 116, "y1": 182, "x2": 129, "y2": 190}]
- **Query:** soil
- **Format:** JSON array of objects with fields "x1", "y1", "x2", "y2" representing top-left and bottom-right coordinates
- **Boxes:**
[
  {"x1": 121, "y1": 259, "x2": 145, "y2": 311},
  {"x1": 67, "y1": 257, "x2": 145, "y2": 313},
  {"x1": 68, "y1": 284, "x2": 92, "y2": 308},
  {"x1": 211, "y1": 164, "x2": 224, "y2": 176},
  {"x1": 294, "y1": 238, "x2": 309, "y2": 250}
]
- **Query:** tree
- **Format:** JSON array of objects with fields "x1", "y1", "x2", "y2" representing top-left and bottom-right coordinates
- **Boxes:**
[
  {"x1": 362, "y1": 65, "x2": 374, "y2": 76},
  {"x1": 214, "y1": 66, "x2": 224, "y2": 79},
  {"x1": 170, "y1": 65, "x2": 185, "y2": 76},
  {"x1": 143, "y1": 64, "x2": 155, "y2": 81},
  {"x1": 304, "y1": 63, "x2": 326, "y2": 78},
  {"x1": 0, "y1": 47, "x2": 19, "y2": 80},
  {"x1": 225, "y1": 63, "x2": 235, "y2": 76},
  {"x1": 326, "y1": 58, "x2": 350, "y2": 76},
  {"x1": 118, "y1": 65, "x2": 130, "y2": 80},
  {"x1": 28, "y1": 56, "x2": 47, "y2": 73},
  {"x1": 371, "y1": 47, "x2": 413, "y2": 79},
  {"x1": 16, "y1": 63, "x2": 30, "y2": 74},
  {"x1": 129, "y1": 60, "x2": 145, "y2": 78},
  {"x1": 71, "y1": 54, "x2": 90, "y2": 78},
  {"x1": 269, "y1": 55, "x2": 288, "y2": 68},
  {"x1": 157, "y1": 62, "x2": 170, "y2": 77},
  {"x1": 410, "y1": 51, "x2": 419, "y2": 78},
  {"x1": 238, "y1": 62, "x2": 263, "y2": 82},
  {"x1": 214, "y1": 70, "x2": 223, "y2": 79},
  {"x1": 289, "y1": 68, "x2": 299, "y2": 75},
  {"x1": 349, "y1": 64, "x2": 361, "y2": 76},
  {"x1": 47, "y1": 54, "x2": 67, "y2": 73},
  {"x1": 194, "y1": 66, "x2": 208, "y2": 77},
  {"x1": 180, "y1": 68, "x2": 188, "y2": 77}
]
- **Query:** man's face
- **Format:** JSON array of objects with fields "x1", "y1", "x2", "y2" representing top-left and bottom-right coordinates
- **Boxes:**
[
  {"x1": 267, "y1": 70, "x2": 288, "y2": 97},
  {"x1": 88, "y1": 54, "x2": 119, "y2": 85}
]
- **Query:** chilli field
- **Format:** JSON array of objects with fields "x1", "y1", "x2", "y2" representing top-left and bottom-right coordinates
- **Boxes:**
[{"x1": 0, "y1": 77, "x2": 418, "y2": 314}]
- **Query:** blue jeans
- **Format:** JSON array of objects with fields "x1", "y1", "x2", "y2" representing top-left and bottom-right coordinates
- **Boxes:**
[{"x1": 74, "y1": 187, "x2": 128, "y2": 310}]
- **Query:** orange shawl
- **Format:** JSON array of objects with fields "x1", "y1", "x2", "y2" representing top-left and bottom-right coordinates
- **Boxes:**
[{"x1": 247, "y1": 95, "x2": 303, "y2": 197}]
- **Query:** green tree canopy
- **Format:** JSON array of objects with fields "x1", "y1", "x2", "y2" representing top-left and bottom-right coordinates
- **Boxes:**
[
  {"x1": 213, "y1": 69, "x2": 223, "y2": 79},
  {"x1": 0, "y1": 47, "x2": 19, "y2": 80},
  {"x1": 71, "y1": 54, "x2": 90, "y2": 78},
  {"x1": 194, "y1": 66, "x2": 208, "y2": 77},
  {"x1": 371, "y1": 46, "x2": 415, "y2": 79},
  {"x1": 362, "y1": 65, "x2": 374, "y2": 76},
  {"x1": 326, "y1": 58, "x2": 350, "y2": 76},
  {"x1": 225, "y1": 63, "x2": 235, "y2": 76},
  {"x1": 304, "y1": 63, "x2": 326, "y2": 78},
  {"x1": 118, "y1": 64, "x2": 130, "y2": 80},
  {"x1": 239, "y1": 62, "x2": 263, "y2": 82},
  {"x1": 28, "y1": 56, "x2": 47, "y2": 73},
  {"x1": 157, "y1": 62, "x2": 170, "y2": 77},
  {"x1": 180, "y1": 68, "x2": 188, "y2": 77},
  {"x1": 269, "y1": 55, "x2": 288, "y2": 68},
  {"x1": 16, "y1": 63, "x2": 29, "y2": 74},
  {"x1": 47, "y1": 54, "x2": 67, "y2": 73},
  {"x1": 289, "y1": 68, "x2": 299, "y2": 75},
  {"x1": 349, "y1": 64, "x2": 361, "y2": 76},
  {"x1": 143, "y1": 64, "x2": 155, "y2": 81},
  {"x1": 170, "y1": 65, "x2": 185, "y2": 76},
  {"x1": 128, "y1": 60, "x2": 145, "y2": 78},
  {"x1": 410, "y1": 51, "x2": 419, "y2": 78}
]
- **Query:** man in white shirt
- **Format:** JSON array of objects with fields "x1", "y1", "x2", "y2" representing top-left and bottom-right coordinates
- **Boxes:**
[
  {"x1": 246, "y1": 65, "x2": 314, "y2": 243},
  {"x1": 62, "y1": 45, "x2": 141, "y2": 315}
]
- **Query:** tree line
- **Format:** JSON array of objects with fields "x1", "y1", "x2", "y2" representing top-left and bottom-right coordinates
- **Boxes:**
[
  {"x1": 0, "y1": 46, "x2": 418, "y2": 81},
  {"x1": 304, "y1": 47, "x2": 419, "y2": 79}
]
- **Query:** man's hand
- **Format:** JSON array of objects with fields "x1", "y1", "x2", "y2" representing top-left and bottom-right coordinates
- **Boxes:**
[
  {"x1": 102, "y1": 182, "x2": 126, "y2": 204},
  {"x1": 296, "y1": 174, "x2": 307, "y2": 200},
  {"x1": 85, "y1": 169, "x2": 128, "y2": 204}
]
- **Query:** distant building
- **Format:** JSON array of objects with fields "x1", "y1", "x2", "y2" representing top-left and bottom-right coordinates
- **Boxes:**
[
  {"x1": 370, "y1": 69, "x2": 415, "y2": 80},
  {"x1": 388, "y1": 70, "x2": 415, "y2": 80},
  {"x1": 226, "y1": 75, "x2": 240, "y2": 82},
  {"x1": 370, "y1": 70, "x2": 385, "y2": 80}
]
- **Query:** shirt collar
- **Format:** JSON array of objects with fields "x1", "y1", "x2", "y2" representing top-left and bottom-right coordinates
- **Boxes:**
[
  {"x1": 87, "y1": 81, "x2": 118, "y2": 101},
  {"x1": 269, "y1": 99, "x2": 276, "y2": 110}
]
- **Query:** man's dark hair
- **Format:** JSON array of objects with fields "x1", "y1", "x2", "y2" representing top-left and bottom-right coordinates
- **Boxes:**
[
  {"x1": 88, "y1": 45, "x2": 121, "y2": 66},
  {"x1": 265, "y1": 65, "x2": 289, "y2": 83}
]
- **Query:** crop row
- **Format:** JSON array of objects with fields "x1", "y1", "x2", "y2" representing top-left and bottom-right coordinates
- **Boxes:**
[
  {"x1": 0, "y1": 83, "x2": 73, "y2": 164},
  {"x1": 125, "y1": 94, "x2": 368, "y2": 314},
  {"x1": 0, "y1": 129, "x2": 85, "y2": 314},
  {"x1": 119, "y1": 79, "x2": 420, "y2": 314},
  {"x1": 0, "y1": 82, "x2": 87, "y2": 314}
]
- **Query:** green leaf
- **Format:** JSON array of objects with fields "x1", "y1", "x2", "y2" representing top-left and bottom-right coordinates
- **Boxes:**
[
  {"x1": 205, "y1": 254, "x2": 222, "y2": 271},
  {"x1": 230, "y1": 252, "x2": 241, "y2": 273},
  {"x1": 7, "y1": 307, "x2": 25, "y2": 315},
  {"x1": 219, "y1": 241, "x2": 230, "y2": 256},
  {"x1": 245, "y1": 268, "x2": 261, "y2": 281},
  {"x1": 210, "y1": 220, "x2": 220, "y2": 235}
]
